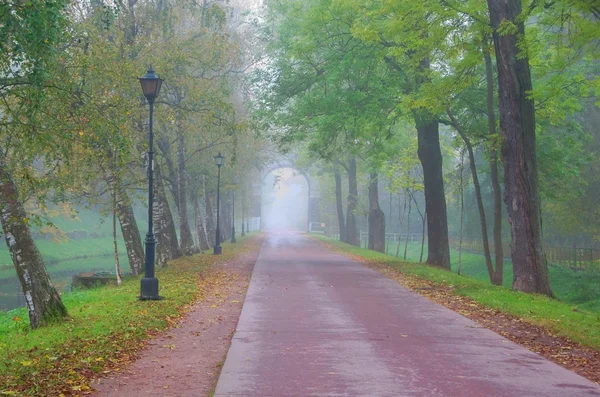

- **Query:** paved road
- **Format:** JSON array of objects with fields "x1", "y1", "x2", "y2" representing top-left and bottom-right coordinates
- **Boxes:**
[{"x1": 214, "y1": 232, "x2": 600, "y2": 397}]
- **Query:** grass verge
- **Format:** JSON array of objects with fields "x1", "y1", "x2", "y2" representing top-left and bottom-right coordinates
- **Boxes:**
[
  {"x1": 316, "y1": 236, "x2": 600, "y2": 351},
  {"x1": 0, "y1": 234, "x2": 262, "y2": 396},
  {"x1": 383, "y1": 240, "x2": 600, "y2": 312}
]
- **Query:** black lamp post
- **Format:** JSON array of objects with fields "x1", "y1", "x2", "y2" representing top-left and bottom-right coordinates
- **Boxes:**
[
  {"x1": 214, "y1": 152, "x2": 225, "y2": 255},
  {"x1": 139, "y1": 67, "x2": 163, "y2": 301}
]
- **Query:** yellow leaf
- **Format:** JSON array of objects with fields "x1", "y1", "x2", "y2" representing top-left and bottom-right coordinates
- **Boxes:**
[
  {"x1": 95, "y1": 357, "x2": 104, "y2": 362},
  {"x1": 20, "y1": 360, "x2": 32, "y2": 367}
]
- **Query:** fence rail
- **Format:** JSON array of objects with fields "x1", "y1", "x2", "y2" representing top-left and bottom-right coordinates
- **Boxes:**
[{"x1": 449, "y1": 238, "x2": 600, "y2": 270}]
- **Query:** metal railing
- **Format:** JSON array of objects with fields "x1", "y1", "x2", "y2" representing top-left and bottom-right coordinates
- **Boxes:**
[
  {"x1": 332, "y1": 232, "x2": 600, "y2": 270},
  {"x1": 449, "y1": 238, "x2": 600, "y2": 269}
]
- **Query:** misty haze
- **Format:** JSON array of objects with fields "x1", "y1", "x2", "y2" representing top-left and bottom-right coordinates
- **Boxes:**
[{"x1": 1, "y1": 0, "x2": 599, "y2": 395}]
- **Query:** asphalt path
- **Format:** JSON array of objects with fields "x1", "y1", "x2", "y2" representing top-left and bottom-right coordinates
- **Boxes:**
[{"x1": 214, "y1": 232, "x2": 600, "y2": 397}]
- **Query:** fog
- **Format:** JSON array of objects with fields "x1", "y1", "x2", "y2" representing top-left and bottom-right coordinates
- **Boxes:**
[{"x1": 261, "y1": 168, "x2": 308, "y2": 232}]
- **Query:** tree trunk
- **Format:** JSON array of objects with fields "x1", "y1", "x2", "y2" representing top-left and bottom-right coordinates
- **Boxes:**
[
  {"x1": 363, "y1": 213, "x2": 369, "y2": 249},
  {"x1": 408, "y1": 190, "x2": 427, "y2": 263},
  {"x1": 114, "y1": 184, "x2": 144, "y2": 276},
  {"x1": 458, "y1": 149, "x2": 465, "y2": 275},
  {"x1": 113, "y1": 183, "x2": 122, "y2": 286},
  {"x1": 221, "y1": 193, "x2": 231, "y2": 242},
  {"x1": 195, "y1": 192, "x2": 210, "y2": 251},
  {"x1": 387, "y1": 191, "x2": 392, "y2": 255},
  {"x1": 204, "y1": 178, "x2": 216, "y2": 247},
  {"x1": 449, "y1": 111, "x2": 496, "y2": 283},
  {"x1": 334, "y1": 171, "x2": 346, "y2": 242},
  {"x1": 156, "y1": 136, "x2": 179, "y2": 205},
  {"x1": 484, "y1": 40, "x2": 504, "y2": 285},
  {"x1": 0, "y1": 158, "x2": 68, "y2": 328},
  {"x1": 241, "y1": 188, "x2": 246, "y2": 236},
  {"x1": 403, "y1": 190, "x2": 412, "y2": 260},
  {"x1": 396, "y1": 193, "x2": 406, "y2": 258},
  {"x1": 420, "y1": 210, "x2": 426, "y2": 264},
  {"x1": 176, "y1": 120, "x2": 198, "y2": 255},
  {"x1": 368, "y1": 172, "x2": 385, "y2": 253},
  {"x1": 414, "y1": 113, "x2": 451, "y2": 269},
  {"x1": 154, "y1": 163, "x2": 181, "y2": 267},
  {"x1": 487, "y1": 0, "x2": 552, "y2": 295},
  {"x1": 126, "y1": 0, "x2": 137, "y2": 45},
  {"x1": 345, "y1": 157, "x2": 360, "y2": 246}
]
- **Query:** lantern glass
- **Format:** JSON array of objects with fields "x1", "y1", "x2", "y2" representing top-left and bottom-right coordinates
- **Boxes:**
[
  {"x1": 214, "y1": 152, "x2": 225, "y2": 167},
  {"x1": 139, "y1": 68, "x2": 163, "y2": 101}
]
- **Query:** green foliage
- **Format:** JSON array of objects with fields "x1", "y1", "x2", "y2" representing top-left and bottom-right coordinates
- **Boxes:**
[
  {"x1": 252, "y1": 0, "x2": 401, "y2": 165},
  {"x1": 0, "y1": 0, "x2": 69, "y2": 83},
  {"x1": 257, "y1": 0, "x2": 600, "y2": 253},
  {"x1": 0, "y1": 0, "x2": 267, "y2": 331}
]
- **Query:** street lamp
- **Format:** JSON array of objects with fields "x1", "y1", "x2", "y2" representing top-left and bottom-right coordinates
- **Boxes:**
[
  {"x1": 214, "y1": 152, "x2": 225, "y2": 255},
  {"x1": 139, "y1": 67, "x2": 163, "y2": 301}
]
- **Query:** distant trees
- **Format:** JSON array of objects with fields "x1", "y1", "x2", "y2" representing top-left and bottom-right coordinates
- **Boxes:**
[
  {"x1": 0, "y1": 0, "x2": 266, "y2": 328},
  {"x1": 253, "y1": 0, "x2": 599, "y2": 296}
]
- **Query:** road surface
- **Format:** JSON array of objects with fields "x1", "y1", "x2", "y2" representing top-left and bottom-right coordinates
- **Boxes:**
[{"x1": 214, "y1": 232, "x2": 600, "y2": 396}]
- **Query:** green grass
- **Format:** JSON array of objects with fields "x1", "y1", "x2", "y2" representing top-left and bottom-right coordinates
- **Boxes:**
[
  {"x1": 318, "y1": 236, "x2": 600, "y2": 351},
  {"x1": 382, "y1": 240, "x2": 600, "y2": 313},
  {"x1": 0, "y1": 234, "x2": 259, "y2": 396}
]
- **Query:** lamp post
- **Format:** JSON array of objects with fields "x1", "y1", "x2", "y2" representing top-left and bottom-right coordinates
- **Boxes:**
[
  {"x1": 139, "y1": 67, "x2": 163, "y2": 301},
  {"x1": 214, "y1": 152, "x2": 224, "y2": 255}
]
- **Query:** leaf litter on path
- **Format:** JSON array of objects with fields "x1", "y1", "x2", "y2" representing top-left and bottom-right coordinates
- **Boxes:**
[
  {"x1": 91, "y1": 237, "x2": 263, "y2": 396},
  {"x1": 323, "y1": 242, "x2": 600, "y2": 385}
]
